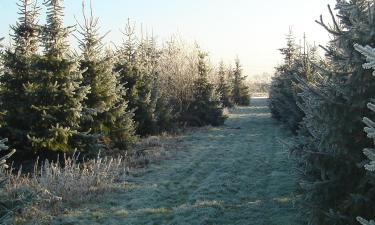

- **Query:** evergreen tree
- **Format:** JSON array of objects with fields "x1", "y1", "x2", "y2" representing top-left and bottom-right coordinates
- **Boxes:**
[
  {"x1": 77, "y1": 3, "x2": 136, "y2": 150},
  {"x1": 29, "y1": 0, "x2": 91, "y2": 153},
  {"x1": 293, "y1": 2, "x2": 375, "y2": 224},
  {"x1": 269, "y1": 30, "x2": 298, "y2": 120},
  {"x1": 216, "y1": 61, "x2": 233, "y2": 108},
  {"x1": 269, "y1": 31, "x2": 317, "y2": 133},
  {"x1": 182, "y1": 51, "x2": 226, "y2": 126},
  {"x1": 231, "y1": 58, "x2": 250, "y2": 106},
  {"x1": 355, "y1": 43, "x2": 375, "y2": 225},
  {"x1": 115, "y1": 20, "x2": 156, "y2": 136},
  {"x1": 0, "y1": 0, "x2": 40, "y2": 153}
]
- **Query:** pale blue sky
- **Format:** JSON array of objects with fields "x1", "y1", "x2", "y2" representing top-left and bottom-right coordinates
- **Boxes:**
[{"x1": 0, "y1": 0, "x2": 336, "y2": 76}]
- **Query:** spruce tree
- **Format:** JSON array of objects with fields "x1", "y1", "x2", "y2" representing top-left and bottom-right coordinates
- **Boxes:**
[
  {"x1": 216, "y1": 61, "x2": 233, "y2": 108},
  {"x1": 0, "y1": 0, "x2": 40, "y2": 153},
  {"x1": 293, "y1": 2, "x2": 375, "y2": 224},
  {"x1": 231, "y1": 58, "x2": 250, "y2": 106},
  {"x1": 29, "y1": 0, "x2": 91, "y2": 153},
  {"x1": 77, "y1": 3, "x2": 136, "y2": 150},
  {"x1": 183, "y1": 51, "x2": 226, "y2": 126},
  {"x1": 115, "y1": 20, "x2": 156, "y2": 136},
  {"x1": 269, "y1": 30, "x2": 298, "y2": 120},
  {"x1": 269, "y1": 32, "x2": 317, "y2": 133},
  {"x1": 355, "y1": 43, "x2": 375, "y2": 225}
]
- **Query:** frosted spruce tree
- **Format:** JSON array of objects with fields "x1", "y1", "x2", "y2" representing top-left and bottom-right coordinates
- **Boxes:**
[
  {"x1": 268, "y1": 30, "x2": 317, "y2": 133},
  {"x1": 0, "y1": 0, "x2": 40, "y2": 154},
  {"x1": 216, "y1": 61, "x2": 233, "y2": 108},
  {"x1": 29, "y1": 0, "x2": 91, "y2": 153},
  {"x1": 77, "y1": 4, "x2": 136, "y2": 150},
  {"x1": 293, "y1": 2, "x2": 375, "y2": 224},
  {"x1": 115, "y1": 20, "x2": 157, "y2": 136},
  {"x1": 269, "y1": 30, "x2": 297, "y2": 120},
  {"x1": 143, "y1": 37, "x2": 176, "y2": 133},
  {"x1": 183, "y1": 51, "x2": 226, "y2": 126},
  {"x1": 231, "y1": 58, "x2": 250, "y2": 106},
  {"x1": 355, "y1": 43, "x2": 375, "y2": 225}
]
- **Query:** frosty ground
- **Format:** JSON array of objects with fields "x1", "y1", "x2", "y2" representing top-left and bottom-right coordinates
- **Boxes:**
[{"x1": 52, "y1": 98, "x2": 301, "y2": 225}]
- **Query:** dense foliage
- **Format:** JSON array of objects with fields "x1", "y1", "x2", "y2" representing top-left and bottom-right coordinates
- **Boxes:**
[
  {"x1": 232, "y1": 58, "x2": 251, "y2": 106},
  {"x1": 269, "y1": 1, "x2": 375, "y2": 224},
  {"x1": 0, "y1": 0, "x2": 249, "y2": 159},
  {"x1": 180, "y1": 52, "x2": 227, "y2": 126},
  {"x1": 269, "y1": 31, "x2": 318, "y2": 133},
  {"x1": 355, "y1": 44, "x2": 375, "y2": 225}
]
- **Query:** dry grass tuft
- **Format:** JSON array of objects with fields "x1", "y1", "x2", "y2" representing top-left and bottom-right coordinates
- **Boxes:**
[{"x1": 8, "y1": 153, "x2": 127, "y2": 205}]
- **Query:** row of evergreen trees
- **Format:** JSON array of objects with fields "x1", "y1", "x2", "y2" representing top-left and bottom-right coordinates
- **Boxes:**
[
  {"x1": 216, "y1": 58, "x2": 251, "y2": 108},
  {"x1": 0, "y1": 0, "x2": 250, "y2": 158},
  {"x1": 269, "y1": 31, "x2": 318, "y2": 133},
  {"x1": 269, "y1": 1, "x2": 375, "y2": 224}
]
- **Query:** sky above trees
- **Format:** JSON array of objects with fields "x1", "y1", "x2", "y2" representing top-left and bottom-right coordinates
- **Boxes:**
[{"x1": 0, "y1": 0, "x2": 336, "y2": 76}]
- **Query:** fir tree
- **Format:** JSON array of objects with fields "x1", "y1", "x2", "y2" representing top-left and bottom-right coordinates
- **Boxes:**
[
  {"x1": 216, "y1": 61, "x2": 233, "y2": 108},
  {"x1": 0, "y1": 0, "x2": 40, "y2": 153},
  {"x1": 77, "y1": 3, "x2": 136, "y2": 150},
  {"x1": 231, "y1": 58, "x2": 250, "y2": 106},
  {"x1": 182, "y1": 51, "x2": 226, "y2": 126},
  {"x1": 115, "y1": 20, "x2": 156, "y2": 136},
  {"x1": 29, "y1": 0, "x2": 91, "y2": 153}
]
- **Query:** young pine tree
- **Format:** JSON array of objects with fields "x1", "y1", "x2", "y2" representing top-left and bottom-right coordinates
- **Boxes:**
[
  {"x1": 77, "y1": 3, "x2": 136, "y2": 150},
  {"x1": 216, "y1": 61, "x2": 233, "y2": 108},
  {"x1": 232, "y1": 58, "x2": 250, "y2": 106},
  {"x1": 115, "y1": 20, "x2": 156, "y2": 136},
  {"x1": 183, "y1": 51, "x2": 226, "y2": 126},
  {"x1": 0, "y1": 0, "x2": 40, "y2": 154},
  {"x1": 29, "y1": 0, "x2": 91, "y2": 153}
]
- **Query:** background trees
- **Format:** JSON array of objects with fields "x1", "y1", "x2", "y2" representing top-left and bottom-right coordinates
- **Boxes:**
[
  {"x1": 0, "y1": 0, "x2": 244, "y2": 159},
  {"x1": 181, "y1": 51, "x2": 227, "y2": 126},
  {"x1": 216, "y1": 61, "x2": 234, "y2": 108},
  {"x1": 269, "y1": 31, "x2": 318, "y2": 133},
  {"x1": 231, "y1": 58, "x2": 250, "y2": 106},
  {"x1": 77, "y1": 3, "x2": 136, "y2": 150}
]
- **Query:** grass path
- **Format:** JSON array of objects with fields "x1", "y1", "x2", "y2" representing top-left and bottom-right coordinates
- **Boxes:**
[{"x1": 53, "y1": 98, "x2": 301, "y2": 225}]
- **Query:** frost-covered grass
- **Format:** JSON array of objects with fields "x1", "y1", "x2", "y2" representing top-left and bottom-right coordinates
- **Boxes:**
[
  {"x1": 4, "y1": 154, "x2": 127, "y2": 224},
  {"x1": 2, "y1": 135, "x2": 182, "y2": 224},
  {"x1": 40, "y1": 98, "x2": 301, "y2": 225}
]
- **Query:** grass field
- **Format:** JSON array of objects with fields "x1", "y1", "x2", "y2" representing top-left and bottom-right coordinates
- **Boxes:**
[{"x1": 51, "y1": 98, "x2": 301, "y2": 225}]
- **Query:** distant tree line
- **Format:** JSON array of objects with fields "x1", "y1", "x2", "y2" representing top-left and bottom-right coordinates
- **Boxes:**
[
  {"x1": 0, "y1": 0, "x2": 250, "y2": 160},
  {"x1": 269, "y1": 1, "x2": 375, "y2": 224}
]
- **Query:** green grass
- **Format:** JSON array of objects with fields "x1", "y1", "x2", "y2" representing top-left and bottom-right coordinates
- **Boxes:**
[{"x1": 51, "y1": 98, "x2": 301, "y2": 225}]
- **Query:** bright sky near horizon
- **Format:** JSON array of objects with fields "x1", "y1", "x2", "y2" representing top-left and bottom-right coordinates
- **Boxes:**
[{"x1": 0, "y1": 0, "x2": 337, "y2": 77}]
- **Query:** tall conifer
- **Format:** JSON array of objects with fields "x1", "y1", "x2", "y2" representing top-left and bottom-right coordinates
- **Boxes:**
[
  {"x1": 0, "y1": 0, "x2": 40, "y2": 153},
  {"x1": 29, "y1": 0, "x2": 90, "y2": 153},
  {"x1": 216, "y1": 61, "x2": 233, "y2": 108},
  {"x1": 293, "y1": 2, "x2": 375, "y2": 224},
  {"x1": 232, "y1": 58, "x2": 250, "y2": 106},
  {"x1": 183, "y1": 51, "x2": 226, "y2": 126},
  {"x1": 77, "y1": 3, "x2": 136, "y2": 150},
  {"x1": 115, "y1": 20, "x2": 156, "y2": 136}
]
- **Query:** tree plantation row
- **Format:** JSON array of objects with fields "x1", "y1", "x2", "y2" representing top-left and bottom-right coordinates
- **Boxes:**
[
  {"x1": 269, "y1": 1, "x2": 375, "y2": 224},
  {"x1": 0, "y1": 0, "x2": 250, "y2": 159},
  {"x1": 0, "y1": 0, "x2": 252, "y2": 222}
]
